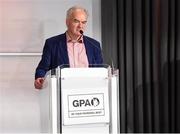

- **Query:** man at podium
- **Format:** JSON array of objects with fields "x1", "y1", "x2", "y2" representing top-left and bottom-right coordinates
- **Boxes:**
[{"x1": 34, "y1": 6, "x2": 103, "y2": 89}]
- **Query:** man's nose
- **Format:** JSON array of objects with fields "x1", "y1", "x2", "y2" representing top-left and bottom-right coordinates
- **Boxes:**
[{"x1": 78, "y1": 22, "x2": 83, "y2": 28}]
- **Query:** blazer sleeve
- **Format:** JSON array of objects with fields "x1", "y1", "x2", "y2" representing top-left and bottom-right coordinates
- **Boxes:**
[{"x1": 35, "y1": 39, "x2": 51, "y2": 79}]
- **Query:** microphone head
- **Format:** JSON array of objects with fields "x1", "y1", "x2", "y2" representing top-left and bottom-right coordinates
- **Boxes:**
[{"x1": 79, "y1": 30, "x2": 83, "y2": 35}]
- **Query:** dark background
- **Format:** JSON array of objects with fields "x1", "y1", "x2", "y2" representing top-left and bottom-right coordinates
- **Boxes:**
[{"x1": 101, "y1": 0, "x2": 180, "y2": 132}]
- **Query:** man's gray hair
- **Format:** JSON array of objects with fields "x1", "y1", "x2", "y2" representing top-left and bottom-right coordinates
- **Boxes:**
[{"x1": 66, "y1": 6, "x2": 89, "y2": 19}]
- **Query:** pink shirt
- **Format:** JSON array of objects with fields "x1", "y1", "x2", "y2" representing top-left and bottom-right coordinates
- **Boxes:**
[{"x1": 66, "y1": 33, "x2": 89, "y2": 68}]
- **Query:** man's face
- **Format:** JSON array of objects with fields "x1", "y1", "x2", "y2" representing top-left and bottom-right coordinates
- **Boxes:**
[{"x1": 66, "y1": 9, "x2": 87, "y2": 37}]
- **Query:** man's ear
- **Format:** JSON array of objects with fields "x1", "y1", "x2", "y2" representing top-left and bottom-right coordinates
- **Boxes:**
[{"x1": 66, "y1": 19, "x2": 69, "y2": 27}]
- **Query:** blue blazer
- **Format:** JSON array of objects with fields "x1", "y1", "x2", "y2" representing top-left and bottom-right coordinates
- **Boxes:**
[{"x1": 35, "y1": 33, "x2": 103, "y2": 79}]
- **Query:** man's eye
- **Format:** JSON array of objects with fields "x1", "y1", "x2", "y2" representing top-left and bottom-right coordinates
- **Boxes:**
[
  {"x1": 74, "y1": 19, "x2": 79, "y2": 23},
  {"x1": 82, "y1": 21, "x2": 87, "y2": 24}
]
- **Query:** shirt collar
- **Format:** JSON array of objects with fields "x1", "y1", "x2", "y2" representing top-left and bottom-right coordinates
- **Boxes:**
[{"x1": 66, "y1": 32, "x2": 83, "y2": 43}]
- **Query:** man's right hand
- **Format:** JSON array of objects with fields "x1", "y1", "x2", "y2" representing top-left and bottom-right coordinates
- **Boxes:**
[{"x1": 34, "y1": 77, "x2": 45, "y2": 89}]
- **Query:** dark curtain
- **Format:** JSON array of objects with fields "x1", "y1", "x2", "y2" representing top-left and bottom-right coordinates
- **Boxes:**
[{"x1": 102, "y1": 0, "x2": 180, "y2": 132}]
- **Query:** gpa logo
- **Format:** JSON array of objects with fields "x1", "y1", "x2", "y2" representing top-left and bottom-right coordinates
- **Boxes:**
[{"x1": 72, "y1": 97, "x2": 100, "y2": 107}]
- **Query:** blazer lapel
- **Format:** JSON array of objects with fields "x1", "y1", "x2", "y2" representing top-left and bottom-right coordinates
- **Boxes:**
[{"x1": 84, "y1": 36, "x2": 93, "y2": 64}]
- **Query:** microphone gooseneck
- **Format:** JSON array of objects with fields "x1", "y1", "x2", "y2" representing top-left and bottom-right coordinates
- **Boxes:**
[
  {"x1": 79, "y1": 30, "x2": 101, "y2": 51},
  {"x1": 78, "y1": 30, "x2": 103, "y2": 65},
  {"x1": 77, "y1": 30, "x2": 83, "y2": 41}
]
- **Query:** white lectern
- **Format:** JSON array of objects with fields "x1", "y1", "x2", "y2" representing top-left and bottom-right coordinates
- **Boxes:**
[{"x1": 39, "y1": 65, "x2": 120, "y2": 134}]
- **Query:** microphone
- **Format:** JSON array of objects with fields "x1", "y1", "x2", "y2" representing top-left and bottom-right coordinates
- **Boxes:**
[{"x1": 80, "y1": 30, "x2": 83, "y2": 35}]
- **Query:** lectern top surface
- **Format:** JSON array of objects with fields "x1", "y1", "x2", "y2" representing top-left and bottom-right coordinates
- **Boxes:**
[{"x1": 60, "y1": 68, "x2": 109, "y2": 78}]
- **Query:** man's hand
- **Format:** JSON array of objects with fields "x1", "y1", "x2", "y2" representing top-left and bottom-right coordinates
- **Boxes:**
[{"x1": 34, "y1": 77, "x2": 45, "y2": 89}]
